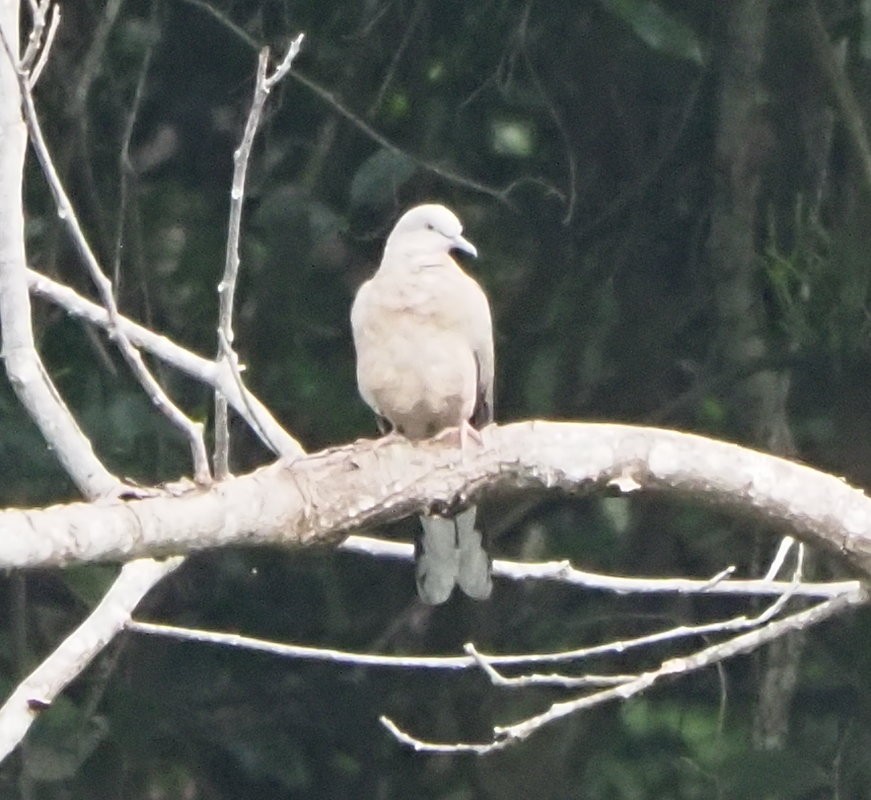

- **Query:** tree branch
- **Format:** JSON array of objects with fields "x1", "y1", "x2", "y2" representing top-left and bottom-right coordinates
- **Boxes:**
[
  {"x1": 1, "y1": 422, "x2": 870, "y2": 578},
  {"x1": 380, "y1": 588, "x2": 865, "y2": 753},
  {"x1": 803, "y1": 0, "x2": 871, "y2": 189},
  {"x1": 3, "y1": 26, "x2": 213, "y2": 484},
  {"x1": 1, "y1": 8, "x2": 120, "y2": 499},
  {"x1": 0, "y1": 557, "x2": 183, "y2": 764},
  {"x1": 25, "y1": 267, "x2": 304, "y2": 458},
  {"x1": 215, "y1": 34, "x2": 304, "y2": 476},
  {"x1": 339, "y1": 535, "x2": 857, "y2": 598}
]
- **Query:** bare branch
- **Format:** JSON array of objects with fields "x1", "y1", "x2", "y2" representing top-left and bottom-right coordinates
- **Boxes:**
[
  {"x1": 0, "y1": 19, "x2": 305, "y2": 773},
  {"x1": 19, "y1": 0, "x2": 50, "y2": 72},
  {"x1": 215, "y1": 35, "x2": 304, "y2": 478},
  {"x1": 25, "y1": 268, "x2": 304, "y2": 457},
  {"x1": 803, "y1": 0, "x2": 871, "y2": 188},
  {"x1": 1, "y1": 423, "x2": 871, "y2": 579},
  {"x1": 764, "y1": 535, "x2": 796, "y2": 580},
  {"x1": 290, "y1": 69, "x2": 520, "y2": 205},
  {"x1": 340, "y1": 535, "x2": 857, "y2": 598},
  {"x1": 7, "y1": 42, "x2": 213, "y2": 483},
  {"x1": 0, "y1": 11, "x2": 199, "y2": 773},
  {"x1": 26, "y1": 1, "x2": 58, "y2": 88},
  {"x1": 114, "y1": 10, "x2": 156, "y2": 289},
  {"x1": 463, "y1": 644, "x2": 635, "y2": 689},
  {"x1": 125, "y1": 552, "x2": 853, "y2": 676},
  {"x1": 0, "y1": 557, "x2": 183, "y2": 763},
  {"x1": 69, "y1": 0, "x2": 124, "y2": 118},
  {"x1": 178, "y1": 0, "x2": 260, "y2": 49},
  {"x1": 177, "y1": 0, "x2": 525, "y2": 206},
  {"x1": 381, "y1": 588, "x2": 867, "y2": 754},
  {"x1": 127, "y1": 620, "x2": 477, "y2": 670},
  {"x1": 367, "y1": 0, "x2": 426, "y2": 117},
  {"x1": 517, "y1": 3, "x2": 578, "y2": 223},
  {"x1": 0, "y1": 16, "x2": 119, "y2": 499}
]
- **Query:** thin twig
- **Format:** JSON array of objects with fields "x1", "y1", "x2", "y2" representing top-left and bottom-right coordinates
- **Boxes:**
[
  {"x1": 8, "y1": 50, "x2": 213, "y2": 483},
  {"x1": 27, "y1": 2, "x2": 59, "y2": 88},
  {"x1": 381, "y1": 588, "x2": 866, "y2": 754},
  {"x1": 804, "y1": 0, "x2": 871, "y2": 188},
  {"x1": 464, "y1": 645, "x2": 635, "y2": 689},
  {"x1": 291, "y1": 69, "x2": 517, "y2": 205},
  {"x1": 217, "y1": 330, "x2": 280, "y2": 453},
  {"x1": 70, "y1": 0, "x2": 124, "y2": 118},
  {"x1": 367, "y1": 0, "x2": 427, "y2": 117},
  {"x1": 26, "y1": 267, "x2": 304, "y2": 457},
  {"x1": 19, "y1": 0, "x2": 51, "y2": 72},
  {"x1": 215, "y1": 34, "x2": 304, "y2": 478},
  {"x1": 114, "y1": 17, "x2": 156, "y2": 290},
  {"x1": 179, "y1": 0, "x2": 260, "y2": 49},
  {"x1": 517, "y1": 3, "x2": 577, "y2": 224},
  {"x1": 340, "y1": 535, "x2": 859, "y2": 598},
  {"x1": 765, "y1": 535, "x2": 795, "y2": 580},
  {"x1": 460, "y1": 577, "x2": 801, "y2": 688}
]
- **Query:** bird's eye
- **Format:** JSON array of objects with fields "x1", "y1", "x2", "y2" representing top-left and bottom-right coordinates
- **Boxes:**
[{"x1": 425, "y1": 223, "x2": 434, "y2": 230}]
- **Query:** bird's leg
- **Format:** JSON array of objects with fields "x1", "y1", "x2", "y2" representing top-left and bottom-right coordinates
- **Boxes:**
[
  {"x1": 356, "y1": 418, "x2": 406, "y2": 451},
  {"x1": 460, "y1": 419, "x2": 483, "y2": 449},
  {"x1": 370, "y1": 428, "x2": 406, "y2": 451},
  {"x1": 434, "y1": 420, "x2": 482, "y2": 460}
]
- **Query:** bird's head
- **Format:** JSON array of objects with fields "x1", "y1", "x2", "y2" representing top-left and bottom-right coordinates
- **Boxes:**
[{"x1": 383, "y1": 203, "x2": 478, "y2": 264}]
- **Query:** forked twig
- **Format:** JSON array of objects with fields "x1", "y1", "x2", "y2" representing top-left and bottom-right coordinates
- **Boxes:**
[
  {"x1": 380, "y1": 588, "x2": 866, "y2": 754},
  {"x1": 215, "y1": 34, "x2": 304, "y2": 478}
]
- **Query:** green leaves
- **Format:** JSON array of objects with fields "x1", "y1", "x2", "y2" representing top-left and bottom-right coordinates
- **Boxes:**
[{"x1": 597, "y1": 0, "x2": 705, "y2": 64}]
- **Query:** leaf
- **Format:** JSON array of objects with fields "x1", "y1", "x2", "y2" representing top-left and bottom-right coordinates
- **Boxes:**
[
  {"x1": 349, "y1": 149, "x2": 416, "y2": 210},
  {"x1": 598, "y1": 0, "x2": 705, "y2": 64}
]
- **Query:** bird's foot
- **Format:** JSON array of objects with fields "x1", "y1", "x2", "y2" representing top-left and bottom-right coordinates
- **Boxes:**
[
  {"x1": 372, "y1": 429, "x2": 405, "y2": 450},
  {"x1": 460, "y1": 420, "x2": 483, "y2": 450},
  {"x1": 434, "y1": 421, "x2": 482, "y2": 459}
]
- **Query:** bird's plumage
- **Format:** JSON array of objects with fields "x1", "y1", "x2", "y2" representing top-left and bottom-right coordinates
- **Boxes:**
[{"x1": 351, "y1": 203, "x2": 494, "y2": 603}]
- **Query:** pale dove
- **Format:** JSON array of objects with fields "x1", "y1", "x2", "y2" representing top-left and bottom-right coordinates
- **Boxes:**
[{"x1": 351, "y1": 203, "x2": 494, "y2": 604}]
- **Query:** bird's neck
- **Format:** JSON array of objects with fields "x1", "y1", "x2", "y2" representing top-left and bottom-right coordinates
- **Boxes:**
[{"x1": 382, "y1": 244, "x2": 452, "y2": 272}]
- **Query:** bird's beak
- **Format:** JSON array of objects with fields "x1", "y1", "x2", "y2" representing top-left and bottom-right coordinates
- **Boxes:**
[{"x1": 451, "y1": 234, "x2": 478, "y2": 258}]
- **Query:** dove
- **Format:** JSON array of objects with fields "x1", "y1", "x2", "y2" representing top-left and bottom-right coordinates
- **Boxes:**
[{"x1": 351, "y1": 203, "x2": 494, "y2": 603}]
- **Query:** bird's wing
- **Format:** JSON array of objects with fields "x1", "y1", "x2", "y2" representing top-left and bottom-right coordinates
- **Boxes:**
[{"x1": 448, "y1": 263, "x2": 494, "y2": 429}]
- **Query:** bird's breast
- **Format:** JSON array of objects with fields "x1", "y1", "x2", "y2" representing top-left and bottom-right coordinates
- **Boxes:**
[{"x1": 353, "y1": 290, "x2": 478, "y2": 438}]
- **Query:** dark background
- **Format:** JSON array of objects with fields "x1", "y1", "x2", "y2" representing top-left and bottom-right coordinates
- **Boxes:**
[{"x1": 2, "y1": 0, "x2": 871, "y2": 797}]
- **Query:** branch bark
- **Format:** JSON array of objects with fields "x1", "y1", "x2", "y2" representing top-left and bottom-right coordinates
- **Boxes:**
[
  {"x1": 0, "y1": 2, "x2": 119, "y2": 499},
  {"x1": 1, "y1": 422, "x2": 869, "y2": 579}
]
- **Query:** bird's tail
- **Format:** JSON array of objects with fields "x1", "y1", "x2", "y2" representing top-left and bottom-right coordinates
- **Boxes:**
[{"x1": 416, "y1": 506, "x2": 492, "y2": 604}]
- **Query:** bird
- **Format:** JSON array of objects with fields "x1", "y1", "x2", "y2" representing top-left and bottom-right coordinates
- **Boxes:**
[{"x1": 350, "y1": 203, "x2": 494, "y2": 604}]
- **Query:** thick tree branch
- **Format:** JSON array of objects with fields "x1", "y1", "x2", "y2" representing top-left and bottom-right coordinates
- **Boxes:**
[
  {"x1": 0, "y1": 5, "x2": 119, "y2": 499},
  {"x1": 0, "y1": 422, "x2": 869, "y2": 578}
]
